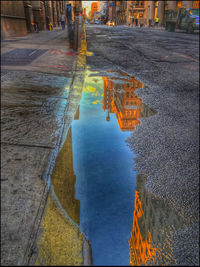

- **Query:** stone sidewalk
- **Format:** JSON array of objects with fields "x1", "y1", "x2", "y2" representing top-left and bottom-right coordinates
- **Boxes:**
[{"x1": 1, "y1": 27, "x2": 87, "y2": 265}]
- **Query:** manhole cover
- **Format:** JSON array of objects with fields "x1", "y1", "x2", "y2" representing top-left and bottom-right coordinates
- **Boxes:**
[{"x1": 1, "y1": 48, "x2": 48, "y2": 66}]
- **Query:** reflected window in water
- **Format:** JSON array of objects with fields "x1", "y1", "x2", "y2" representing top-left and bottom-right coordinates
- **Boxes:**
[
  {"x1": 129, "y1": 174, "x2": 185, "y2": 266},
  {"x1": 102, "y1": 71, "x2": 156, "y2": 132}
]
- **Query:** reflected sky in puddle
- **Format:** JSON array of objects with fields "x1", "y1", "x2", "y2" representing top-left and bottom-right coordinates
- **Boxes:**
[
  {"x1": 71, "y1": 70, "x2": 156, "y2": 265},
  {"x1": 37, "y1": 68, "x2": 185, "y2": 266}
]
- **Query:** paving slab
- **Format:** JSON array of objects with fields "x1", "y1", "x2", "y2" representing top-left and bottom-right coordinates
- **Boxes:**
[
  {"x1": 1, "y1": 29, "x2": 76, "y2": 76},
  {"x1": 1, "y1": 89, "x2": 68, "y2": 148},
  {"x1": 1, "y1": 27, "x2": 87, "y2": 266},
  {"x1": 1, "y1": 70, "x2": 71, "y2": 99},
  {"x1": 1, "y1": 144, "x2": 52, "y2": 266}
]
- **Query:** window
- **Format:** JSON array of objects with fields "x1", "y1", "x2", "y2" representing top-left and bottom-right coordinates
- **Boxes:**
[
  {"x1": 177, "y1": 1, "x2": 182, "y2": 8},
  {"x1": 193, "y1": 1, "x2": 200, "y2": 8}
]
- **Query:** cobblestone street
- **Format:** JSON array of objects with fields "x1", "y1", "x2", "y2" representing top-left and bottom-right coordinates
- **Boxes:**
[{"x1": 1, "y1": 0, "x2": 199, "y2": 266}]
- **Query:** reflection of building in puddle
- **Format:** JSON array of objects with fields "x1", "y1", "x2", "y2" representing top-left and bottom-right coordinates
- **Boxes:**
[
  {"x1": 129, "y1": 174, "x2": 185, "y2": 266},
  {"x1": 102, "y1": 72, "x2": 156, "y2": 131},
  {"x1": 74, "y1": 105, "x2": 80, "y2": 120},
  {"x1": 35, "y1": 195, "x2": 83, "y2": 266},
  {"x1": 35, "y1": 127, "x2": 83, "y2": 265},
  {"x1": 52, "y1": 127, "x2": 80, "y2": 225},
  {"x1": 129, "y1": 190, "x2": 156, "y2": 266}
]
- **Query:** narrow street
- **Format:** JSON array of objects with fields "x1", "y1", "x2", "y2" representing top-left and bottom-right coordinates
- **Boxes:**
[
  {"x1": 75, "y1": 25, "x2": 199, "y2": 265},
  {"x1": 1, "y1": 13, "x2": 199, "y2": 267}
]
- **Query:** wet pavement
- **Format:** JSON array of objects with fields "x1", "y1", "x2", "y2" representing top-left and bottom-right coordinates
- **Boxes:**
[
  {"x1": 35, "y1": 68, "x2": 157, "y2": 265},
  {"x1": 34, "y1": 61, "x2": 193, "y2": 266},
  {"x1": 1, "y1": 28, "x2": 86, "y2": 265},
  {"x1": 1, "y1": 24, "x2": 199, "y2": 266},
  {"x1": 82, "y1": 25, "x2": 199, "y2": 265},
  {"x1": 72, "y1": 70, "x2": 146, "y2": 266}
]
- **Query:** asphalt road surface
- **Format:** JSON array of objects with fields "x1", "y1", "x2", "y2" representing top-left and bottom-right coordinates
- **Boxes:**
[{"x1": 85, "y1": 25, "x2": 199, "y2": 265}]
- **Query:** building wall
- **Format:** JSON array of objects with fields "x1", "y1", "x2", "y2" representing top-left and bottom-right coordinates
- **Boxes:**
[
  {"x1": 108, "y1": 1, "x2": 116, "y2": 21},
  {"x1": 1, "y1": 0, "x2": 27, "y2": 39},
  {"x1": 1, "y1": 0, "x2": 68, "y2": 39},
  {"x1": 23, "y1": 0, "x2": 34, "y2": 33},
  {"x1": 116, "y1": 1, "x2": 127, "y2": 25},
  {"x1": 125, "y1": 0, "x2": 199, "y2": 27},
  {"x1": 44, "y1": 0, "x2": 53, "y2": 28},
  {"x1": 102, "y1": 1, "x2": 109, "y2": 16},
  {"x1": 31, "y1": 1, "x2": 46, "y2": 30},
  {"x1": 91, "y1": 2, "x2": 98, "y2": 20},
  {"x1": 68, "y1": 0, "x2": 82, "y2": 22}
]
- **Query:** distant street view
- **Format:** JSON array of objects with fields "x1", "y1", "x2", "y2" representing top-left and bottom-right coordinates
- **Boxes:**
[{"x1": 1, "y1": 1, "x2": 199, "y2": 266}]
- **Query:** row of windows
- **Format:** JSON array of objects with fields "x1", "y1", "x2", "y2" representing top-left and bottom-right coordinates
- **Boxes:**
[
  {"x1": 126, "y1": 92, "x2": 135, "y2": 97},
  {"x1": 123, "y1": 121, "x2": 136, "y2": 126},
  {"x1": 124, "y1": 110, "x2": 138, "y2": 115},
  {"x1": 126, "y1": 101, "x2": 139, "y2": 105}
]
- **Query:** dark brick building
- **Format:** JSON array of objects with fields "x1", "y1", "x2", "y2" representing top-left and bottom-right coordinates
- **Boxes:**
[{"x1": 1, "y1": 0, "x2": 67, "y2": 39}]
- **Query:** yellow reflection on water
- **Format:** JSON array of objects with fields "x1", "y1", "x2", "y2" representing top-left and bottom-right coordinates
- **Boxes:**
[
  {"x1": 83, "y1": 71, "x2": 103, "y2": 104},
  {"x1": 35, "y1": 127, "x2": 83, "y2": 265},
  {"x1": 35, "y1": 195, "x2": 83, "y2": 266},
  {"x1": 86, "y1": 51, "x2": 94, "y2": 56},
  {"x1": 52, "y1": 127, "x2": 80, "y2": 225}
]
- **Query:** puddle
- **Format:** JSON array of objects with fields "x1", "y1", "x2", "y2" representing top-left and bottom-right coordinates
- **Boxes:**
[
  {"x1": 52, "y1": 127, "x2": 80, "y2": 225},
  {"x1": 129, "y1": 174, "x2": 185, "y2": 266},
  {"x1": 71, "y1": 70, "x2": 156, "y2": 265},
  {"x1": 37, "y1": 69, "x2": 157, "y2": 265},
  {"x1": 35, "y1": 127, "x2": 85, "y2": 266}
]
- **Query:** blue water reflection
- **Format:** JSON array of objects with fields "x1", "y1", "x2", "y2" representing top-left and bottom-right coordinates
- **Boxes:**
[{"x1": 72, "y1": 73, "x2": 137, "y2": 266}]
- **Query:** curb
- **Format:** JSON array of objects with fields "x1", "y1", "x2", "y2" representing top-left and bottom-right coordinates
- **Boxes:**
[{"x1": 23, "y1": 25, "x2": 89, "y2": 266}]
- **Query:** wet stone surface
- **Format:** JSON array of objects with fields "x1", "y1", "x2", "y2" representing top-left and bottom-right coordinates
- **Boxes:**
[
  {"x1": 1, "y1": 27, "x2": 83, "y2": 266},
  {"x1": 1, "y1": 71, "x2": 72, "y2": 147},
  {"x1": 1, "y1": 144, "x2": 51, "y2": 266},
  {"x1": 34, "y1": 127, "x2": 86, "y2": 266},
  {"x1": 1, "y1": 94, "x2": 67, "y2": 147},
  {"x1": 1, "y1": 70, "x2": 71, "y2": 99}
]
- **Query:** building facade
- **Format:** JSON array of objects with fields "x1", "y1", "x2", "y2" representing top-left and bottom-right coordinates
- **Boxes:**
[
  {"x1": 1, "y1": 0, "x2": 67, "y2": 39},
  {"x1": 99, "y1": 1, "x2": 109, "y2": 16},
  {"x1": 127, "y1": 0, "x2": 200, "y2": 27},
  {"x1": 115, "y1": 1, "x2": 127, "y2": 25},
  {"x1": 68, "y1": 0, "x2": 82, "y2": 22},
  {"x1": 91, "y1": 2, "x2": 99, "y2": 21},
  {"x1": 1, "y1": 0, "x2": 27, "y2": 39}
]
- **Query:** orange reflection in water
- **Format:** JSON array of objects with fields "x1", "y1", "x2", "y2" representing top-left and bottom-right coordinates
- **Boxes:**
[
  {"x1": 102, "y1": 73, "x2": 144, "y2": 131},
  {"x1": 129, "y1": 190, "x2": 157, "y2": 266}
]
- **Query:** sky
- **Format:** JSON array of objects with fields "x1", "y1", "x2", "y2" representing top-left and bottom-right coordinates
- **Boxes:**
[{"x1": 82, "y1": 1, "x2": 98, "y2": 15}]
